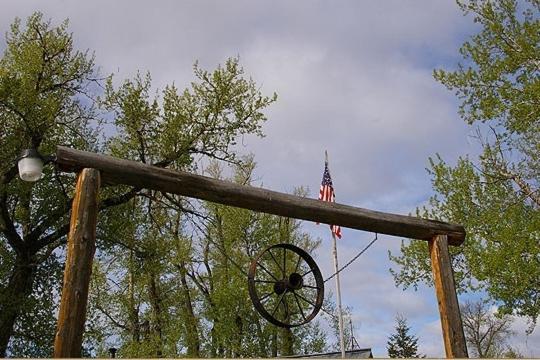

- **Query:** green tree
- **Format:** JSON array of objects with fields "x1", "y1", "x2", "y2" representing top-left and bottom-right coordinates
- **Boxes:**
[
  {"x1": 0, "y1": 13, "x2": 100, "y2": 355},
  {"x1": 85, "y1": 158, "x2": 328, "y2": 357},
  {"x1": 183, "y1": 160, "x2": 327, "y2": 357},
  {"x1": 6, "y1": 255, "x2": 63, "y2": 357},
  {"x1": 386, "y1": 314, "x2": 424, "y2": 358},
  {"x1": 390, "y1": 0, "x2": 540, "y2": 327},
  {"x1": 0, "y1": 12, "x2": 276, "y2": 356}
]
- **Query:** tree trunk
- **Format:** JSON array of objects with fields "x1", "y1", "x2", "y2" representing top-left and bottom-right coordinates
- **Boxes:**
[
  {"x1": 127, "y1": 252, "x2": 140, "y2": 344},
  {"x1": 281, "y1": 327, "x2": 294, "y2": 356},
  {"x1": 178, "y1": 261, "x2": 200, "y2": 357},
  {"x1": 233, "y1": 315, "x2": 243, "y2": 357},
  {"x1": 0, "y1": 256, "x2": 35, "y2": 356},
  {"x1": 271, "y1": 327, "x2": 278, "y2": 357},
  {"x1": 148, "y1": 274, "x2": 164, "y2": 357},
  {"x1": 255, "y1": 319, "x2": 266, "y2": 356},
  {"x1": 210, "y1": 326, "x2": 217, "y2": 358}
]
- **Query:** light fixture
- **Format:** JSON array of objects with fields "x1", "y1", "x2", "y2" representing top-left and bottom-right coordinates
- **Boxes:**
[{"x1": 17, "y1": 149, "x2": 44, "y2": 182}]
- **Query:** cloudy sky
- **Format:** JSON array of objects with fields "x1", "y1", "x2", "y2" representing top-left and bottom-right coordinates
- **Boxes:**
[{"x1": 2, "y1": 1, "x2": 539, "y2": 357}]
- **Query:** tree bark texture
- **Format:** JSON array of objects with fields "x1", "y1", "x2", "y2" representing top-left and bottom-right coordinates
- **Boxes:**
[
  {"x1": 178, "y1": 261, "x2": 200, "y2": 357},
  {"x1": 148, "y1": 274, "x2": 164, "y2": 357},
  {"x1": 0, "y1": 256, "x2": 35, "y2": 356},
  {"x1": 127, "y1": 255, "x2": 141, "y2": 344},
  {"x1": 281, "y1": 327, "x2": 294, "y2": 356},
  {"x1": 271, "y1": 328, "x2": 278, "y2": 358},
  {"x1": 53, "y1": 168, "x2": 100, "y2": 358},
  {"x1": 233, "y1": 315, "x2": 243, "y2": 357}
]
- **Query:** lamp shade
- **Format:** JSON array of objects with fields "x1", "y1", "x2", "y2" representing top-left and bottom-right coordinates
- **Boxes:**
[{"x1": 17, "y1": 149, "x2": 44, "y2": 182}]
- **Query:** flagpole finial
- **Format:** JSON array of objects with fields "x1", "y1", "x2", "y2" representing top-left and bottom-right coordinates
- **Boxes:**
[{"x1": 325, "y1": 150, "x2": 329, "y2": 165}]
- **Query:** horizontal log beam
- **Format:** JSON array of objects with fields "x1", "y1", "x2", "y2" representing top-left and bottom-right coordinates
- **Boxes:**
[{"x1": 56, "y1": 146, "x2": 465, "y2": 246}]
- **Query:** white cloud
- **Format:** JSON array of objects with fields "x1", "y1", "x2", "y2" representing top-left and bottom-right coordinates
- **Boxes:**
[
  {"x1": 508, "y1": 316, "x2": 540, "y2": 357},
  {"x1": 418, "y1": 319, "x2": 445, "y2": 357}
]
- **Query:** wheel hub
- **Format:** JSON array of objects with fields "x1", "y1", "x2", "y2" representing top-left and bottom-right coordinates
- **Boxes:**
[
  {"x1": 287, "y1": 272, "x2": 303, "y2": 290},
  {"x1": 273, "y1": 280, "x2": 287, "y2": 295}
]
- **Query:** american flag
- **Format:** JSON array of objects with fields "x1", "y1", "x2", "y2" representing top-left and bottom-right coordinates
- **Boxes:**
[{"x1": 318, "y1": 161, "x2": 342, "y2": 239}]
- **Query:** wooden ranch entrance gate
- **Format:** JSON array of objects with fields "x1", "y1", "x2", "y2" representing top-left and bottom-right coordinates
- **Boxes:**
[{"x1": 52, "y1": 146, "x2": 469, "y2": 358}]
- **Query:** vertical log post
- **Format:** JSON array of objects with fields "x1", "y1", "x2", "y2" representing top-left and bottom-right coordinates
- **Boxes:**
[
  {"x1": 54, "y1": 168, "x2": 100, "y2": 357},
  {"x1": 429, "y1": 234, "x2": 468, "y2": 358}
]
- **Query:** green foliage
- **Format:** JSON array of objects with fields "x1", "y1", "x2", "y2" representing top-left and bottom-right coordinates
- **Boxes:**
[
  {"x1": 434, "y1": 0, "x2": 540, "y2": 133},
  {"x1": 0, "y1": 12, "x2": 99, "y2": 159},
  {"x1": 390, "y1": 0, "x2": 540, "y2": 327},
  {"x1": 0, "y1": 12, "x2": 99, "y2": 356},
  {"x1": 102, "y1": 58, "x2": 276, "y2": 169},
  {"x1": 193, "y1": 160, "x2": 326, "y2": 357},
  {"x1": 0, "y1": 11, "x2": 279, "y2": 356},
  {"x1": 86, "y1": 159, "x2": 328, "y2": 357},
  {"x1": 386, "y1": 314, "x2": 424, "y2": 358}
]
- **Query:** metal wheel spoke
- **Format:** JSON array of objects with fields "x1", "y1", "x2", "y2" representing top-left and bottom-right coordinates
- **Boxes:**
[
  {"x1": 248, "y1": 243, "x2": 324, "y2": 328},
  {"x1": 294, "y1": 253, "x2": 302, "y2": 273},
  {"x1": 267, "y1": 249, "x2": 283, "y2": 277},
  {"x1": 294, "y1": 291, "x2": 317, "y2": 308},
  {"x1": 283, "y1": 247, "x2": 286, "y2": 275},
  {"x1": 257, "y1": 262, "x2": 279, "y2": 281},
  {"x1": 259, "y1": 292, "x2": 273, "y2": 303},
  {"x1": 301, "y1": 268, "x2": 313, "y2": 277},
  {"x1": 271, "y1": 291, "x2": 287, "y2": 317},
  {"x1": 293, "y1": 292, "x2": 307, "y2": 321},
  {"x1": 255, "y1": 279, "x2": 277, "y2": 284}
]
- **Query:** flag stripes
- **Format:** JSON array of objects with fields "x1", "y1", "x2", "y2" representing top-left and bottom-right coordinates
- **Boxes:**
[{"x1": 318, "y1": 161, "x2": 342, "y2": 239}]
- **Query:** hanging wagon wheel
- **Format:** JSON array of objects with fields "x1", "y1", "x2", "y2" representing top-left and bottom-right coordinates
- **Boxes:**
[{"x1": 248, "y1": 243, "x2": 324, "y2": 328}]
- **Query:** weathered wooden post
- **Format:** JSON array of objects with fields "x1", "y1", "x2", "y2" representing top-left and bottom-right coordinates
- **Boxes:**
[
  {"x1": 429, "y1": 234, "x2": 468, "y2": 358},
  {"x1": 53, "y1": 168, "x2": 100, "y2": 357}
]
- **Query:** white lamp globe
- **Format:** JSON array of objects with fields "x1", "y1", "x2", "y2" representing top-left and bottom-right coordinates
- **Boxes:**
[{"x1": 17, "y1": 149, "x2": 44, "y2": 182}]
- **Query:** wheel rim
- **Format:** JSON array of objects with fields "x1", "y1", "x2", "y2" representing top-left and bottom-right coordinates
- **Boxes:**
[{"x1": 248, "y1": 243, "x2": 324, "y2": 328}]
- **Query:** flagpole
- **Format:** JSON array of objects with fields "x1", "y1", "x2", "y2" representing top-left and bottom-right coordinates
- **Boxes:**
[
  {"x1": 332, "y1": 232, "x2": 346, "y2": 358},
  {"x1": 326, "y1": 151, "x2": 346, "y2": 358}
]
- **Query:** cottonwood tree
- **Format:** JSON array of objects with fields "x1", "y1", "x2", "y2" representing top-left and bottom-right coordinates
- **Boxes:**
[
  {"x1": 86, "y1": 159, "x2": 328, "y2": 357},
  {"x1": 0, "y1": 13, "x2": 101, "y2": 356},
  {"x1": 183, "y1": 161, "x2": 327, "y2": 357},
  {"x1": 0, "y1": 12, "x2": 276, "y2": 356},
  {"x1": 390, "y1": 0, "x2": 540, "y2": 329},
  {"x1": 461, "y1": 300, "x2": 521, "y2": 358}
]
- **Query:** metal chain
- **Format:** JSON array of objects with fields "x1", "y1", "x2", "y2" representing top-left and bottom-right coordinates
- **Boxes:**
[
  {"x1": 324, "y1": 233, "x2": 378, "y2": 283},
  {"x1": 320, "y1": 305, "x2": 338, "y2": 320}
]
